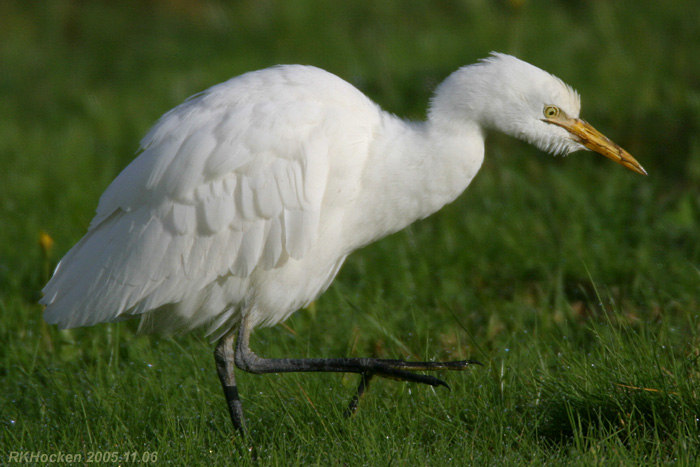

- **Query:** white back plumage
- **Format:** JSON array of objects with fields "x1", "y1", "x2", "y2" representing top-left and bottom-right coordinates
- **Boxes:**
[{"x1": 42, "y1": 65, "x2": 385, "y2": 335}]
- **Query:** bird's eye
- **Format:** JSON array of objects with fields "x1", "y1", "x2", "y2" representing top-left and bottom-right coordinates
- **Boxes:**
[{"x1": 543, "y1": 105, "x2": 560, "y2": 119}]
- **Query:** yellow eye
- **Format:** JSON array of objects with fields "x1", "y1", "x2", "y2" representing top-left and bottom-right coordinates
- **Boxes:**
[{"x1": 544, "y1": 105, "x2": 560, "y2": 119}]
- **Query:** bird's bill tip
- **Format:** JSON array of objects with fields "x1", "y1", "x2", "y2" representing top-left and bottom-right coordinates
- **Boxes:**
[{"x1": 548, "y1": 117, "x2": 647, "y2": 176}]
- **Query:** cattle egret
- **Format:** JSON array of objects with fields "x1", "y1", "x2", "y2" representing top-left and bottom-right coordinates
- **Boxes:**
[{"x1": 42, "y1": 53, "x2": 646, "y2": 436}]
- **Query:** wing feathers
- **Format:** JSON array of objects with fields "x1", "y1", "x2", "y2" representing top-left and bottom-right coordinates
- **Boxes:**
[
  {"x1": 164, "y1": 203, "x2": 196, "y2": 235},
  {"x1": 40, "y1": 65, "x2": 380, "y2": 330},
  {"x1": 232, "y1": 221, "x2": 265, "y2": 277},
  {"x1": 260, "y1": 216, "x2": 284, "y2": 269}
]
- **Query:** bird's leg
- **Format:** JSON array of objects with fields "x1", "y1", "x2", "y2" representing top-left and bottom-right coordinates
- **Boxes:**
[
  {"x1": 343, "y1": 373, "x2": 373, "y2": 418},
  {"x1": 214, "y1": 331, "x2": 246, "y2": 437},
  {"x1": 234, "y1": 313, "x2": 480, "y2": 414}
]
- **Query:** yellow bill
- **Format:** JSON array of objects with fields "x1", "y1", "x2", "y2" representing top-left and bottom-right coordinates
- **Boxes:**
[{"x1": 545, "y1": 115, "x2": 647, "y2": 176}]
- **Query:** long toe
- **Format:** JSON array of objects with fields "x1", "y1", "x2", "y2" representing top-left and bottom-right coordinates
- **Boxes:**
[
  {"x1": 375, "y1": 367, "x2": 450, "y2": 388},
  {"x1": 392, "y1": 359, "x2": 482, "y2": 371}
]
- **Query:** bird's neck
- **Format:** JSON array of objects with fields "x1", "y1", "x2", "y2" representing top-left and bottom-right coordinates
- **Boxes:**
[{"x1": 344, "y1": 114, "x2": 484, "y2": 250}]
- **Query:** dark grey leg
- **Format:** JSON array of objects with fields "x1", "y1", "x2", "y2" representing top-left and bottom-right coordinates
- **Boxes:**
[
  {"x1": 214, "y1": 331, "x2": 246, "y2": 437},
  {"x1": 234, "y1": 312, "x2": 480, "y2": 418}
]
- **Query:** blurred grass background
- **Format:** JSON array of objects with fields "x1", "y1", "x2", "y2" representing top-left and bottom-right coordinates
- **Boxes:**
[{"x1": 1, "y1": 0, "x2": 699, "y2": 464}]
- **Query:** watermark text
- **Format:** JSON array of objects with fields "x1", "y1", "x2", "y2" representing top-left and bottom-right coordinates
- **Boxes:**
[{"x1": 7, "y1": 451, "x2": 158, "y2": 463}]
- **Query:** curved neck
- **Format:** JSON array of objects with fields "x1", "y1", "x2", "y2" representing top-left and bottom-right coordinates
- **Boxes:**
[{"x1": 342, "y1": 114, "x2": 484, "y2": 251}]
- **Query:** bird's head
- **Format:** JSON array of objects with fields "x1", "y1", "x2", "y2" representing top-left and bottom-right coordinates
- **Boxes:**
[{"x1": 430, "y1": 53, "x2": 646, "y2": 175}]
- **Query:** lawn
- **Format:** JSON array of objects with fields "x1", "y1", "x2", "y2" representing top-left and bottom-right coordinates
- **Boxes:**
[{"x1": 2, "y1": 0, "x2": 700, "y2": 465}]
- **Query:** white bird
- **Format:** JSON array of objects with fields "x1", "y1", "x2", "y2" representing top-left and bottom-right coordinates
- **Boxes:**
[{"x1": 41, "y1": 53, "x2": 646, "y2": 436}]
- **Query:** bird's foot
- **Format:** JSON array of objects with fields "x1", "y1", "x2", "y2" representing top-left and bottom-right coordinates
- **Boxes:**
[{"x1": 343, "y1": 358, "x2": 481, "y2": 416}]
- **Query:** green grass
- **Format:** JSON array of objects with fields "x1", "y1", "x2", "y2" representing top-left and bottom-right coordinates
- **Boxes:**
[{"x1": 2, "y1": 0, "x2": 700, "y2": 464}]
